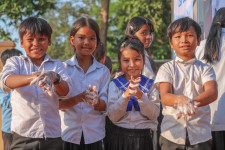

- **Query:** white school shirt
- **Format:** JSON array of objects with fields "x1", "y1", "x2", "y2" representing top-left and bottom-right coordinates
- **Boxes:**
[
  {"x1": 196, "y1": 28, "x2": 225, "y2": 131},
  {"x1": 0, "y1": 54, "x2": 72, "y2": 138},
  {"x1": 154, "y1": 57, "x2": 216, "y2": 145},
  {"x1": 107, "y1": 77, "x2": 160, "y2": 131},
  {"x1": 60, "y1": 55, "x2": 110, "y2": 144},
  {"x1": 142, "y1": 50, "x2": 155, "y2": 79}
]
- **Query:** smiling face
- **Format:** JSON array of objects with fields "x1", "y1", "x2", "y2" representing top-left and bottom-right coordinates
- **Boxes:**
[
  {"x1": 170, "y1": 26, "x2": 201, "y2": 61},
  {"x1": 134, "y1": 24, "x2": 153, "y2": 48},
  {"x1": 119, "y1": 47, "x2": 144, "y2": 80},
  {"x1": 70, "y1": 26, "x2": 97, "y2": 58},
  {"x1": 20, "y1": 32, "x2": 51, "y2": 66}
]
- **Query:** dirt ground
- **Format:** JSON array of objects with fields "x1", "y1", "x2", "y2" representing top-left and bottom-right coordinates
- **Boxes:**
[{"x1": 0, "y1": 107, "x2": 3, "y2": 150}]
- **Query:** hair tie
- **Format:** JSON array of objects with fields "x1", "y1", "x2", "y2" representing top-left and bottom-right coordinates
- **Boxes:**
[
  {"x1": 217, "y1": 22, "x2": 221, "y2": 25},
  {"x1": 130, "y1": 25, "x2": 134, "y2": 30},
  {"x1": 129, "y1": 38, "x2": 133, "y2": 40}
]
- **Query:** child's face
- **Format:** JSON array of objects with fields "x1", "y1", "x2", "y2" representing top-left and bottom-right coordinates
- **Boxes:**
[
  {"x1": 134, "y1": 24, "x2": 153, "y2": 48},
  {"x1": 20, "y1": 33, "x2": 51, "y2": 65},
  {"x1": 70, "y1": 26, "x2": 97, "y2": 57},
  {"x1": 170, "y1": 26, "x2": 201, "y2": 61},
  {"x1": 120, "y1": 48, "x2": 144, "y2": 80}
]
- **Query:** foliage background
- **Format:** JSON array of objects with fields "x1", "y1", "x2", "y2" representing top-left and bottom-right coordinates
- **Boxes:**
[{"x1": 0, "y1": 0, "x2": 172, "y2": 69}]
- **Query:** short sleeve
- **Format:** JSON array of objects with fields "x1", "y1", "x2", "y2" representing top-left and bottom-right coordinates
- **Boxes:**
[
  {"x1": 201, "y1": 64, "x2": 216, "y2": 84},
  {"x1": 154, "y1": 62, "x2": 173, "y2": 90}
]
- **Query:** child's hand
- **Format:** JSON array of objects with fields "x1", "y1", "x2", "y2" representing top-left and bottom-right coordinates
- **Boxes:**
[
  {"x1": 82, "y1": 85, "x2": 98, "y2": 107},
  {"x1": 175, "y1": 96, "x2": 197, "y2": 119},
  {"x1": 30, "y1": 71, "x2": 58, "y2": 96},
  {"x1": 124, "y1": 76, "x2": 142, "y2": 99}
]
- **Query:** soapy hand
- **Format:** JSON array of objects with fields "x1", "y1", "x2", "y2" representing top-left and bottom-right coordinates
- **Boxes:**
[
  {"x1": 82, "y1": 85, "x2": 98, "y2": 107},
  {"x1": 175, "y1": 96, "x2": 197, "y2": 119},
  {"x1": 30, "y1": 71, "x2": 58, "y2": 96}
]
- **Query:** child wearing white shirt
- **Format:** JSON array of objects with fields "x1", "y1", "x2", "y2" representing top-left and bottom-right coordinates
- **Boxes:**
[
  {"x1": 0, "y1": 17, "x2": 72, "y2": 150},
  {"x1": 154, "y1": 17, "x2": 218, "y2": 150},
  {"x1": 59, "y1": 17, "x2": 110, "y2": 150}
]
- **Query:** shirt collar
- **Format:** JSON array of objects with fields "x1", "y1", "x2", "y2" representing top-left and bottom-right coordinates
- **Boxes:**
[
  {"x1": 64, "y1": 54, "x2": 103, "y2": 69},
  {"x1": 175, "y1": 56, "x2": 196, "y2": 64},
  {"x1": 21, "y1": 54, "x2": 55, "y2": 63}
]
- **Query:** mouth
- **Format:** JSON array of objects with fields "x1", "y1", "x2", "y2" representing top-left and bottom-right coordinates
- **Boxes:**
[
  {"x1": 31, "y1": 49, "x2": 42, "y2": 54},
  {"x1": 180, "y1": 45, "x2": 191, "y2": 50}
]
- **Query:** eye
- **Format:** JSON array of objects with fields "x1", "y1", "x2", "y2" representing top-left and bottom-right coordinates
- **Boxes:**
[
  {"x1": 90, "y1": 37, "x2": 96, "y2": 41},
  {"x1": 27, "y1": 38, "x2": 33, "y2": 41},
  {"x1": 78, "y1": 37, "x2": 84, "y2": 39},
  {"x1": 142, "y1": 32, "x2": 147, "y2": 35},
  {"x1": 187, "y1": 34, "x2": 193, "y2": 37},
  {"x1": 174, "y1": 36, "x2": 181, "y2": 39}
]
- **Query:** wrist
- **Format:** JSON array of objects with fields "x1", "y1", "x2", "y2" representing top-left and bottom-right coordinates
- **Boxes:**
[{"x1": 53, "y1": 73, "x2": 62, "y2": 85}]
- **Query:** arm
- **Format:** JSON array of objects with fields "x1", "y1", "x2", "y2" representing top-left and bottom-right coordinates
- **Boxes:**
[
  {"x1": 5, "y1": 74, "x2": 36, "y2": 89},
  {"x1": 107, "y1": 82, "x2": 129, "y2": 122},
  {"x1": 138, "y1": 87, "x2": 160, "y2": 120},
  {"x1": 194, "y1": 80, "x2": 217, "y2": 107},
  {"x1": 59, "y1": 92, "x2": 84, "y2": 110},
  {"x1": 160, "y1": 82, "x2": 188, "y2": 106}
]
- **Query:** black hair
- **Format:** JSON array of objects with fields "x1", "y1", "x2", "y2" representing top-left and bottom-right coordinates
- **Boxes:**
[
  {"x1": 70, "y1": 17, "x2": 100, "y2": 52},
  {"x1": 19, "y1": 17, "x2": 52, "y2": 40},
  {"x1": 1, "y1": 49, "x2": 23, "y2": 65},
  {"x1": 93, "y1": 42, "x2": 105, "y2": 62},
  {"x1": 167, "y1": 17, "x2": 201, "y2": 41},
  {"x1": 125, "y1": 16, "x2": 154, "y2": 37},
  {"x1": 104, "y1": 56, "x2": 112, "y2": 73},
  {"x1": 203, "y1": 7, "x2": 225, "y2": 64},
  {"x1": 118, "y1": 37, "x2": 145, "y2": 67}
]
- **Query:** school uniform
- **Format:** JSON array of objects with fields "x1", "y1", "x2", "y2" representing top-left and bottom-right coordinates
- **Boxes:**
[
  {"x1": 60, "y1": 55, "x2": 110, "y2": 150},
  {"x1": 196, "y1": 28, "x2": 225, "y2": 150},
  {"x1": 106, "y1": 74, "x2": 160, "y2": 150},
  {"x1": 142, "y1": 50, "x2": 155, "y2": 79},
  {"x1": 0, "y1": 54, "x2": 72, "y2": 150},
  {"x1": 154, "y1": 56, "x2": 215, "y2": 150}
]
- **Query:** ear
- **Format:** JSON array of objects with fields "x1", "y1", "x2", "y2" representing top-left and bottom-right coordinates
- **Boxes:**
[
  {"x1": 197, "y1": 37, "x2": 201, "y2": 46},
  {"x1": 169, "y1": 40, "x2": 174, "y2": 49},
  {"x1": 70, "y1": 36, "x2": 75, "y2": 45},
  {"x1": 48, "y1": 39, "x2": 51, "y2": 46},
  {"x1": 20, "y1": 39, "x2": 24, "y2": 48}
]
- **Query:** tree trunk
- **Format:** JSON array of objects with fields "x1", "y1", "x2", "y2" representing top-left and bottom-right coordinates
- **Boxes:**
[{"x1": 100, "y1": 0, "x2": 110, "y2": 48}]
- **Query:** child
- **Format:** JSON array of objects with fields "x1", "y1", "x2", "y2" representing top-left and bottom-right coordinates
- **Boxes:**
[
  {"x1": 93, "y1": 42, "x2": 106, "y2": 64},
  {"x1": 154, "y1": 17, "x2": 218, "y2": 150},
  {"x1": 195, "y1": 7, "x2": 225, "y2": 150},
  {"x1": 0, "y1": 17, "x2": 72, "y2": 150},
  {"x1": 59, "y1": 17, "x2": 110, "y2": 150},
  {"x1": 106, "y1": 38, "x2": 160, "y2": 150},
  {"x1": 0, "y1": 49, "x2": 22, "y2": 150},
  {"x1": 125, "y1": 16, "x2": 161, "y2": 150},
  {"x1": 125, "y1": 16, "x2": 158, "y2": 76}
]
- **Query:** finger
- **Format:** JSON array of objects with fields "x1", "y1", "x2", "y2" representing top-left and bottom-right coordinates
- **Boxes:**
[
  {"x1": 89, "y1": 85, "x2": 92, "y2": 91},
  {"x1": 93, "y1": 85, "x2": 97, "y2": 91}
]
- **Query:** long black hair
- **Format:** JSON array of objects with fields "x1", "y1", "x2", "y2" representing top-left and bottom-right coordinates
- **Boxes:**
[{"x1": 203, "y1": 7, "x2": 225, "y2": 64}]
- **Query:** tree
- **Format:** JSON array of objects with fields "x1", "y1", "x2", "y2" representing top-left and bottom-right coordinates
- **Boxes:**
[
  {"x1": 107, "y1": 0, "x2": 171, "y2": 60},
  {"x1": 0, "y1": 0, "x2": 55, "y2": 41},
  {"x1": 100, "y1": 0, "x2": 110, "y2": 47}
]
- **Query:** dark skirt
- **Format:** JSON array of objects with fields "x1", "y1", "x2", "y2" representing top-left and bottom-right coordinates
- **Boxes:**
[
  {"x1": 63, "y1": 133, "x2": 103, "y2": 150},
  {"x1": 104, "y1": 116, "x2": 153, "y2": 150}
]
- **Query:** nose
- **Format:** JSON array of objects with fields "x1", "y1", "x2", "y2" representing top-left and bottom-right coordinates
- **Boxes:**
[
  {"x1": 32, "y1": 39, "x2": 38, "y2": 46},
  {"x1": 129, "y1": 60, "x2": 135, "y2": 67},
  {"x1": 180, "y1": 35, "x2": 187, "y2": 43},
  {"x1": 84, "y1": 38, "x2": 89, "y2": 45}
]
